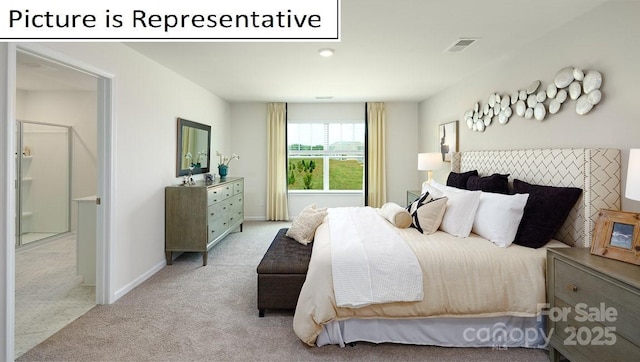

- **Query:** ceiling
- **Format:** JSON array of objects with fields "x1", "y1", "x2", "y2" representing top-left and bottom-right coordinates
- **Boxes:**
[
  {"x1": 17, "y1": 51, "x2": 97, "y2": 92},
  {"x1": 18, "y1": 0, "x2": 618, "y2": 102}
]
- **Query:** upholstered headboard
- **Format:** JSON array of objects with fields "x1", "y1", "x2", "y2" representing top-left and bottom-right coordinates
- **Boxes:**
[{"x1": 451, "y1": 149, "x2": 621, "y2": 248}]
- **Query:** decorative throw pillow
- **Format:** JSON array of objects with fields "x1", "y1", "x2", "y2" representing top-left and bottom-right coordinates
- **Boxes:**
[
  {"x1": 472, "y1": 192, "x2": 529, "y2": 247},
  {"x1": 286, "y1": 204, "x2": 328, "y2": 245},
  {"x1": 407, "y1": 190, "x2": 436, "y2": 213},
  {"x1": 446, "y1": 170, "x2": 479, "y2": 189},
  {"x1": 380, "y1": 202, "x2": 412, "y2": 228},
  {"x1": 511, "y1": 179, "x2": 582, "y2": 248},
  {"x1": 467, "y1": 173, "x2": 510, "y2": 194},
  {"x1": 408, "y1": 196, "x2": 448, "y2": 234}
]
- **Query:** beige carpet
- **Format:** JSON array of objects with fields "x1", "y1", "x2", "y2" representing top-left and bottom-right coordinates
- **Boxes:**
[{"x1": 18, "y1": 220, "x2": 550, "y2": 361}]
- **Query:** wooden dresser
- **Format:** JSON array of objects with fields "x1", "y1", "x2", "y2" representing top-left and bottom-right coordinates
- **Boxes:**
[
  {"x1": 165, "y1": 177, "x2": 244, "y2": 266},
  {"x1": 547, "y1": 248, "x2": 640, "y2": 361}
]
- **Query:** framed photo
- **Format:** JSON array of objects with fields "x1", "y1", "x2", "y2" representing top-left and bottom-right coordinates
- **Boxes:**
[
  {"x1": 590, "y1": 209, "x2": 640, "y2": 265},
  {"x1": 438, "y1": 121, "x2": 458, "y2": 162}
]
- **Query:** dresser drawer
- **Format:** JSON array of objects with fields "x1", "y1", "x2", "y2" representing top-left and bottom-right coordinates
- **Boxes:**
[
  {"x1": 233, "y1": 180, "x2": 244, "y2": 195},
  {"x1": 228, "y1": 194, "x2": 243, "y2": 212},
  {"x1": 207, "y1": 185, "x2": 233, "y2": 205},
  {"x1": 554, "y1": 258, "x2": 640, "y2": 346},
  {"x1": 208, "y1": 218, "x2": 225, "y2": 243}
]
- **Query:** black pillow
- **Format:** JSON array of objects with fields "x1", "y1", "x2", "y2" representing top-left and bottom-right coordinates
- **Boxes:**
[
  {"x1": 467, "y1": 173, "x2": 510, "y2": 194},
  {"x1": 512, "y1": 179, "x2": 582, "y2": 248},
  {"x1": 446, "y1": 170, "x2": 478, "y2": 189}
]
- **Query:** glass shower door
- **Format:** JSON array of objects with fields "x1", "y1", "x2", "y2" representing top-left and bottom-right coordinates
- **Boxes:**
[{"x1": 16, "y1": 121, "x2": 72, "y2": 246}]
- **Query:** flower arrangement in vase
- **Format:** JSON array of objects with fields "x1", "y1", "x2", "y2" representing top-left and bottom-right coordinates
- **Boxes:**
[{"x1": 216, "y1": 151, "x2": 239, "y2": 178}]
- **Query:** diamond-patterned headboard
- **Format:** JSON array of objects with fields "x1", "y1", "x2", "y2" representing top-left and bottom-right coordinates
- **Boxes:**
[{"x1": 451, "y1": 149, "x2": 621, "y2": 248}]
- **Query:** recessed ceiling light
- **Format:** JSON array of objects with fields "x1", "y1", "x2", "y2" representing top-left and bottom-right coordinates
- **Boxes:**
[{"x1": 318, "y1": 48, "x2": 334, "y2": 57}]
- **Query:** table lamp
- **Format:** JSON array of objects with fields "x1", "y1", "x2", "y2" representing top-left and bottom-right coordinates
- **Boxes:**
[
  {"x1": 626, "y1": 149, "x2": 640, "y2": 201},
  {"x1": 418, "y1": 152, "x2": 443, "y2": 185}
]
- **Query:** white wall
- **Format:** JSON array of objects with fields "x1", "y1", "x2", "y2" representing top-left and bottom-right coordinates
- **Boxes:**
[
  {"x1": 418, "y1": 1, "x2": 640, "y2": 212},
  {"x1": 12, "y1": 43, "x2": 232, "y2": 300},
  {"x1": 229, "y1": 103, "x2": 268, "y2": 219},
  {"x1": 230, "y1": 101, "x2": 419, "y2": 219}
]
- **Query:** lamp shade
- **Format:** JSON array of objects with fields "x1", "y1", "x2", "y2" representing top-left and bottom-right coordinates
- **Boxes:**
[
  {"x1": 626, "y1": 149, "x2": 640, "y2": 201},
  {"x1": 418, "y1": 153, "x2": 443, "y2": 171}
]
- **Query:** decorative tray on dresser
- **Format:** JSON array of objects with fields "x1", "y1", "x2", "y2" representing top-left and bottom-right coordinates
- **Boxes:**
[{"x1": 546, "y1": 247, "x2": 640, "y2": 361}]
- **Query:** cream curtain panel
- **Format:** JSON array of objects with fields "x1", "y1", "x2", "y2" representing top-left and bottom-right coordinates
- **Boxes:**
[
  {"x1": 366, "y1": 102, "x2": 387, "y2": 208},
  {"x1": 266, "y1": 102, "x2": 290, "y2": 220}
]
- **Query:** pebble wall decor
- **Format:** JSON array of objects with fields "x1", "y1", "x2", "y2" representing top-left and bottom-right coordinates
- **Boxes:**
[{"x1": 463, "y1": 66, "x2": 603, "y2": 132}]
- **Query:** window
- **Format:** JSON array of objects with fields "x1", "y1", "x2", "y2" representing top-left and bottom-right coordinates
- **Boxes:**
[{"x1": 287, "y1": 122, "x2": 364, "y2": 191}]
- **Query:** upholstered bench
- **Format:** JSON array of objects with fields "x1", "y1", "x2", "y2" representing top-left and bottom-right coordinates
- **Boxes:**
[{"x1": 257, "y1": 228, "x2": 313, "y2": 317}]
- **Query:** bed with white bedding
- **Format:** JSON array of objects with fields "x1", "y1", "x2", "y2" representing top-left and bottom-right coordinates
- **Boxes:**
[{"x1": 292, "y1": 148, "x2": 621, "y2": 348}]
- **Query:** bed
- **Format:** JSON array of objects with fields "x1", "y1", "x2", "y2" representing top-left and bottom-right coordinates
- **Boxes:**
[{"x1": 292, "y1": 148, "x2": 621, "y2": 348}]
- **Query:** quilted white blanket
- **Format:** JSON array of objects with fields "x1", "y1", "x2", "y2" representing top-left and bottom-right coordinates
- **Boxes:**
[{"x1": 328, "y1": 207, "x2": 423, "y2": 308}]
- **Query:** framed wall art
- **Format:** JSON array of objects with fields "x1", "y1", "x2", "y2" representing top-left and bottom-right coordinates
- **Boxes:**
[
  {"x1": 439, "y1": 121, "x2": 458, "y2": 162},
  {"x1": 590, "y1": 209, "x2": 640, "y2": 265}
]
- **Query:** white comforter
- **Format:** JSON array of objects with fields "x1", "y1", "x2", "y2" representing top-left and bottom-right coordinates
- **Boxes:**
[
  {"x1": 293, "y1": 217, "x2": 565, "y2": 346},
  {"x1": 328, "y1": 207, "x2": 423, "y2": 308}
]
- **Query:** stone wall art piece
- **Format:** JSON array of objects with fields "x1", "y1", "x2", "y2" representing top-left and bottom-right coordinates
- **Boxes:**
[{"x1": 463, "y1": 66, "x2": 603, "y2": 132}]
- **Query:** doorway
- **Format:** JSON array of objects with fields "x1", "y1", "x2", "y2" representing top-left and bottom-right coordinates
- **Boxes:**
[{"x1": 11, "y1": 46, "x2": 110, "y2": 358}]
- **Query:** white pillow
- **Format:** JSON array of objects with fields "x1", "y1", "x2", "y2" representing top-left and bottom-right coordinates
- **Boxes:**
[
  {"x1": 420, "y1": 182, "x2": 482, "y2": 238},
  {"x1": 421, "y1": 184, "x2": 444, "y2": 198},
  {"x1": 438, "y1": 187, "x2": 482, "y2": 238},
  {"x1": 472, "y1": 192, "x2": 530, "y2": 247},
  {"x1": 429, "y1": 180, "x2": 448, "y2": 193},
  {"x1": 286, "y1": 204, "x2": 328, "y2": 245},
  {"x1": 379, "y1": 202, "x2": 412, "y2": 228}
]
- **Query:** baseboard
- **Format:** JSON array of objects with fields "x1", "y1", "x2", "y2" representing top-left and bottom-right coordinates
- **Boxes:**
[
  {"x1": 244, "y1": 216, "x2": 268, "y2": 221},
  {"x1": 244, "y1": 216, "x2": 293, "y2": 221},
  {"x1": 113, "y1": 259, "x2": 166, "y2": 302}
]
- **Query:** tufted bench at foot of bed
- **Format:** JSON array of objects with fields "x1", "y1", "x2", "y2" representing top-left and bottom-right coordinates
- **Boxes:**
[{"x1": 256, "y1": 228, "x2": 313, "y2": 317}]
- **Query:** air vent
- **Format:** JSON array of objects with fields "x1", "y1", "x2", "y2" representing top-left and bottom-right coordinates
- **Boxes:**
[{"x1": 446, "y1": 38, "x2": 477, "y2": 52}]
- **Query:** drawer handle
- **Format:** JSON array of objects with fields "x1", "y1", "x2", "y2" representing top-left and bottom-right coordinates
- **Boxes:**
[{"x1": 566, "y1": 283, "x2": 578, "y2": 292}]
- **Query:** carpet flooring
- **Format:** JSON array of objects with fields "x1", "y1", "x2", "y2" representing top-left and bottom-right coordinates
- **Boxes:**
[{"x1": 17, "y1": 220, "x2": 550, "y2": 361}]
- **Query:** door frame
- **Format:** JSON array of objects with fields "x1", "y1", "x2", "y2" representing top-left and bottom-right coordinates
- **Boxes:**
[{"x1": 3, "y1": 42, "x2": 115, "y2": 359}]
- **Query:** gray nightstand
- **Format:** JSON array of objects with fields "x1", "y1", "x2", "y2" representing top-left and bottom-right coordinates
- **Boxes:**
[{"x1": 546, "y1": 247, "x2": 640, "y2": 361}]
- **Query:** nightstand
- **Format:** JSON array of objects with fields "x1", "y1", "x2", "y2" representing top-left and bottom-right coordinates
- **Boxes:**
[
  {"x1": 546, "y1": 248, "x2": 640, "y2": 361},
  {"x1": 406, "y1": 190, "x2": 421, "y2": 206}
]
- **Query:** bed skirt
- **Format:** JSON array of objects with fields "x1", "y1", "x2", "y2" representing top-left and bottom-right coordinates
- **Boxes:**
[{"x1": 316, "y1": 316, "x2": 548, "y2": 349}]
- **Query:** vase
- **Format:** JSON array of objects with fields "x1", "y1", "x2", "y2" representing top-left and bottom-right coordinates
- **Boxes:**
[{"x1": 218, "y1": 165, "x2": 229, "y2": 178}]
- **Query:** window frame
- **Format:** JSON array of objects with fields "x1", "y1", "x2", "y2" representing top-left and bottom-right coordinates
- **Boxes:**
[{"x1": 287, "y1": 121, "x2": 365, "y2": 193}]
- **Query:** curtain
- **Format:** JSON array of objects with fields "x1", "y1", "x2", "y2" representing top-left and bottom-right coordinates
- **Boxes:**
[
  {"x1": 266, "y1": 102, "x2": 289, "y2": 220},
  {"x1": 181, "y1": 126, "x2": 194, "y2": 169},
  {"x1": 366, "y1": 102, "x2": 387, "y2": 208}
]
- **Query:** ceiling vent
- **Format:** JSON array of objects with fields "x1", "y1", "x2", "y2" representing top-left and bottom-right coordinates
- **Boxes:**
[{"x1": 446, "y1": 38, "x2": 477, "y2": 52}]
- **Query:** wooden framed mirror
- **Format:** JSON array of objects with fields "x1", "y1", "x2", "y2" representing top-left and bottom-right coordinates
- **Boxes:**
[{"x1": 176, "y1": 117, "x2": 211, "y2": 177}]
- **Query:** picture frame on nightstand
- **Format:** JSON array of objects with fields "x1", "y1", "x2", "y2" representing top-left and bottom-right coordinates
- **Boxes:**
[{"x1": 591, "y1": 209, "x2": 640, "y2": 265}]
